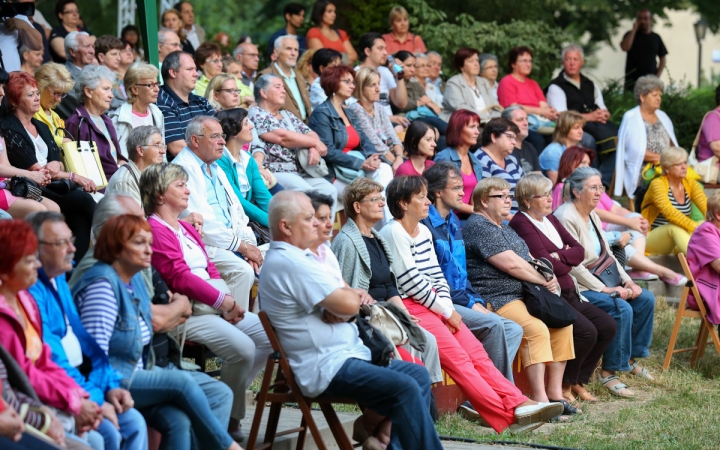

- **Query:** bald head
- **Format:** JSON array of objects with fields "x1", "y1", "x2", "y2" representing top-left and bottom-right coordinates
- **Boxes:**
[{"x1": 268, "y1": 191, "x2": 318, "y2": 248}]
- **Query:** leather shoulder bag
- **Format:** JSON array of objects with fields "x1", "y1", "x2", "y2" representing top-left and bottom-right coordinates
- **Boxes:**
[{"x1": 585, "y1": 217, "x2": 623, "y2": 288}]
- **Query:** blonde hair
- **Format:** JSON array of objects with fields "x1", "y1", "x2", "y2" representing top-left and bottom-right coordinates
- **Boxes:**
[
  {"x1": 515, "y1": 174, "x2": 553, "y2": 212},
  {"x1": 707, "y1": 190, "x2": 720, "y2": 222},
  {"x1": 388, "y1": 6, "x2": 408, "y2": 27},
  {"x1": 139, "y1": 163, "x2": 189, "y2": 217},
  {"x1": 659, "y1": 147, "x2": 688, "y2": 172},
  {"x1": 472, "y1": 177, "x2": 511, "y2": 211},
  {"x1": 124, "y1": 63, "x2": 159, "y2": 104},
  {"x1": 343, "y1": 177, "x2": 384, "y2": 220},
  {"x1": 204, "y1": 73, "x2": 237, "y2": 110},
  {"x1": 353, "y1": 66, "x2": 380, "y2": 103},
  {"x1": 162, "y1": 9, "x2": 186, "y2": 40},
  {"x1": 552, "y1": 110, "x2": 586, "y2": 145},
  {"x1": 296, "y1": 48, "x2": 317, "y2": 80},
  {"x1": 34, "y1": 62, "x2": 74, "y2": 94}
]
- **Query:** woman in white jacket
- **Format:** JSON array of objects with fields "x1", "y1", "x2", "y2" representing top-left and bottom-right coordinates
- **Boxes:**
[
  {"x1": 110, "y1": 63, "x2": 165, "y2": 156},
  {"x1": 614, "y1": 75, "x2": 678, "y2": 200}
]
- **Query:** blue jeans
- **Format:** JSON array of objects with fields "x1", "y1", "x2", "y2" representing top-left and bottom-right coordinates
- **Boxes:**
[
  {"x1": 581, "y1": 289, "x2": 655, "y2": 372},
  {"x1": 455, "y1": 305, "x2": 523, "y2": 382},
  {"x1": 321, "y1": 358, "x2": 443, "y2": 450},
  {"x1": 95, "y1": 408, "x2": 148, "y2": 450},
  {"x1": 130, "y1": 365, "x2": 234, "y2": 450}
]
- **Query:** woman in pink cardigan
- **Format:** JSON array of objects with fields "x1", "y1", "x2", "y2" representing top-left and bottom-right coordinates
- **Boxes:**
[
  {"x1": 141, "y1": 163, "x2": 270, "y2": 438},
  {"x1": 0, "y1": 220, "x2": 101, "y2": 436}
]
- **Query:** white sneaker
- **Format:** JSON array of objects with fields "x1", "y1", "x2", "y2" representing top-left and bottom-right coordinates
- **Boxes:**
[
  {"x1": 514, "y1": 402, "x2": 564, "y2": 426},
  {"x1": 507, "y1": 421, "x2": 546, "y2": 434}
]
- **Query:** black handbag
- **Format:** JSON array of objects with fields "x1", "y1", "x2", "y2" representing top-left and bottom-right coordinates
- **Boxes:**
[
  {"x1": 7, "y1": 177, "x2": 43, "y2": 202},
  {"x1": 355, "y1": 314, "x2": 395, "y2": 367},
  {"x1": 248, "y1": 221, "x2": 271, "y2": 246},
  {"x1": 522, "y1": 281, "x2": 577, "y2": 328},
  {"x1": 586, "y1": 217, "x2": 623, "y2": 288},
  {"x1": 42, "y1": 179, "x2": 80, "y2": 196}
]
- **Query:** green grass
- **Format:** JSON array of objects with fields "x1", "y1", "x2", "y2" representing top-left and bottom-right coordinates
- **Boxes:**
[{"x1": 436, "y1": 297, "x2": 720, "y2": 449}]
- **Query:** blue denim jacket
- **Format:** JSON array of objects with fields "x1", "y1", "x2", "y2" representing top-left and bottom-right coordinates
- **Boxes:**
[
  {"x1": 71, "y1": 262, "x2": 154, "y2": 388},
  {"x1": 30, "y1": 269, "x2": 123, "y2": 404},
  {"x1": 420, "y1": 205, "x2": 486, "y2": 308},
  {"x1": 433, "y1": 147, "x2": 484, "y2": 182},
  {"x1": 308, "y1": 99, "x2": 377, "y2": 180}
]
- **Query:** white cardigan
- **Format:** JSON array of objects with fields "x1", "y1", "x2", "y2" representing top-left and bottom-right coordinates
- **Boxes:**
[
  {"x1": 172, "y1": 147, "x2": 256, "y2": 257},
  {"x1": 109, "y1": 102, "x2": 165, "y2": 158},
  {"x1": 614, "y1": 105, "x2": 677, "y2": 198}
]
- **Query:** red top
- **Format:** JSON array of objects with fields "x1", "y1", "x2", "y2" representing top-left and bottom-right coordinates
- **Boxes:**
[
  {"x1": 395, "y1": 158, "x2": 434, "y2": 176},
  {"x1": 497, "y1": 74, "x2": 546, "y2": 108},
  {"x1": 344, "y1": 125, "x2": 361, "y2": 153},
  {"x1": 382, "y1": 33, "x2": 427, "y2": 55},
  {"x1": 307, "y1": 27, "x2": 349, "y2": 53}
]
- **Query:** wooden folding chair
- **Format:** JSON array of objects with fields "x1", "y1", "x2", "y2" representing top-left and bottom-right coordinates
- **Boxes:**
[
  {"x1": 662, "y1": 253, "x2": 720, "y2": 370},
  {"x1": 246, "y1": 311, "x2": 359, "y2": 450}
]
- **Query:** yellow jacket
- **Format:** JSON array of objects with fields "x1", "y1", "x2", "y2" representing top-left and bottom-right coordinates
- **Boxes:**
[
  {"x1": 33, "y1": 109, "x2": 65, "y2": 149},
  {"x1": 641, "y1": 175, "x2": 707, "y2": 233}
]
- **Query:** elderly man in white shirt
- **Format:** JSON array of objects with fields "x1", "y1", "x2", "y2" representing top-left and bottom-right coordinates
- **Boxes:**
[{"x1": 171, "y1": 115, "x2": 263, "y2": 311}]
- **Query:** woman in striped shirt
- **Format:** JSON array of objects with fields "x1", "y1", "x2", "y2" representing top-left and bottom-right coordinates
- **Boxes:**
[
  {"x1": 379, "y1": 176, "x2": 563, "y2": 434},
  {"x1": 641, "y1": 146, "x2": 707, "y2": 255}
]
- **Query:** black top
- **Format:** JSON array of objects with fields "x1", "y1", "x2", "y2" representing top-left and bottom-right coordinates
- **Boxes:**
[
  {"x1": 514, "y1": 140, "x2": 541, "y2": 174},
  {"x1": 548, "y1": 70, "x2": 598, "y2": 114},
  {"x1": 181, "y1": 39, "x2": 195, "y2": 55},
  {"x1": 49, "y1": 25, "x2": 91, "y2": 64},
  {"x1": 363, "y1": 235, "x2": 401, "y2": 301},
  {"x1": 0, "y1": 114, "x2": 61, "y2": 170},
  {"x1": 623, "y1": 31, "x2": 667, "y2": 84}
]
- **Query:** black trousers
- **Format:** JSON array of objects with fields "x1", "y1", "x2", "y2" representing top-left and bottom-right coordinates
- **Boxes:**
[
  {"x1": 40, "y1": 187, "x2": 95, "y2": 263},
  {"x1": 560, "y1": 288, "x2": 618, "y2": 385}
]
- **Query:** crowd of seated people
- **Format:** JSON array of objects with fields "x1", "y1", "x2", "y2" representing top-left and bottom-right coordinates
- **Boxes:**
[{"x1": 3, "y1": 1, "x2": 720, "y2": 448}]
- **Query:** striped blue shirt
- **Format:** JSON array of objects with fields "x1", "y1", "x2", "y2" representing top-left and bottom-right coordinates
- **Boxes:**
[
  {"x1": 156, "y1": 85, "x2": 215, "y2": 154},
  {"x1": 76, "y1": 279, "x2": 151, "y2": 370},
  {"x1": 474, "y1": 148, "x2": 525, "y2": 214}
]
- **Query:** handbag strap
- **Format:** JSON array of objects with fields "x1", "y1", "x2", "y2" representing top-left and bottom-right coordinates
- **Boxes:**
[
  {"x1": 586, "y1": 214, "x2": 610, "y2": 267},
  {"x1": 122, "y1": 163, "x2": 140, "y2": 186},
  {"x1": 55, "y1": 127, "x2": 76, "y2": 142}
]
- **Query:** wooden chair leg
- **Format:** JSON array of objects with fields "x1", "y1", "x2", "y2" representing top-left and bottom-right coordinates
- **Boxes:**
[
  {"x1": 295, "y1": 416, "x2": 308, "y2": 450},
  {"x1": 263, "y1": 402, "x2": 283, "y2": 446},
  {"x1": 319, "y1": 403, "x2": 354, "y2": 450},
  {"x1": 692, "y1": 323, "x2": 710, "y2": 366},
  {"x1": 246, "y1": 358, "x2": 276, "y2": 449},
  {"x1": 663, "y1": 301, "x2": 687, "y2": 370},
  {"x1": 707, "y1": 322, "x2": 720, "y2": 356},
  {"x1": 297, "y1": 400, "x2": 327, "y2": 450}
]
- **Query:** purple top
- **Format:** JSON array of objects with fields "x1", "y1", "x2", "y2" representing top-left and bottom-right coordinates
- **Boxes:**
[
  {"x1": 65, "y1": 105, "x2": 126, "y2": 181},
  {"x1": 461, "y1": 171, "x2": 477, "y2": 204},
  {"x1": 698, "y1": 109, "x2": 720, "y2": 164},
  {"x1": 394, "y1": 158, "x2": 434, "y2": 177}
]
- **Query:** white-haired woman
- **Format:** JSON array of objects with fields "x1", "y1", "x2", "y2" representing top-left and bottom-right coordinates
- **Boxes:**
[
  {"x1": 110, "y1": 62, "x2": 165, "y2": 157},
  {"x1": 615, "y1": 75, "x2": 678, "y2": 200},
  {"x1": 66, "y1": 64, "x2": 127, "y2": 182}
]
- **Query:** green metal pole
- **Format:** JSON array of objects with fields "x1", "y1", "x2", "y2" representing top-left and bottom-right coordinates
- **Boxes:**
[{"x1": 137, "y1": 0, "x2": 159, "y2": 67}]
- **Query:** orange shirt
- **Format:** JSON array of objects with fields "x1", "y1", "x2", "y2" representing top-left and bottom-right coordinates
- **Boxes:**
[
  {"x1": 307, "y1": 27, "x2": 349, "y2": 54},
  {"x1": 20, "y1": 304, "x2": 43, "y2": 364},
  {"x1": 382, "y1": 33, "x2": 427, "y2": 55}
]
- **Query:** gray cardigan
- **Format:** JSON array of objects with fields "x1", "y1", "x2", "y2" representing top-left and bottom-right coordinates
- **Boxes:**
[
  {"x1": 330, "y1": 217, "x2": 399, "y2": 291},
  {"x1": 440, "y1": 74, "x2": 502, "y2": 123}
]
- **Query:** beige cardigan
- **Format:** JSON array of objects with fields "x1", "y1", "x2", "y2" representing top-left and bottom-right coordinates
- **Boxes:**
[{"x1": 553, "y1": 201, "x2": 631, "y2": 292}]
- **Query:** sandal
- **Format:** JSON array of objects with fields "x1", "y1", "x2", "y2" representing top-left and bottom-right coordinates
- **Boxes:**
[
  {"x1": 570, "y1": 385, "x2": 598, "y2": 403},
  {"x1": 562, "y1": 386, "x2": 576, "y2": 404},
  {"x1": 548, "y1": 399, "x2": 582, "y2": 415},
  {"x1": 598, "y1": 374, "x2": 634, "y2": 398},
  {"x1": 629, "y1": 360, "x2": 655, "y2": 381}
]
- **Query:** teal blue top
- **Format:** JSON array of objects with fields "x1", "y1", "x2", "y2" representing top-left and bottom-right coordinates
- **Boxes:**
[{"x1": 217, "y1": 148, "x2": 272, "y2": 227}]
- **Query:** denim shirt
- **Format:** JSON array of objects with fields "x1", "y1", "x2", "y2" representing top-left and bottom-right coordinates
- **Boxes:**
[
  {"x1": 433, "y1": 147, "x2": 484, "y2": 182},
  {"x1": 71, "y1": 262, "x2": 154, "y2": 388},
  {"x1": 420, "y1": 205, "x2": 486, "y2": 308},
  {"x1": 308, "y1": 99, "x2": 377, "y2": 180}
]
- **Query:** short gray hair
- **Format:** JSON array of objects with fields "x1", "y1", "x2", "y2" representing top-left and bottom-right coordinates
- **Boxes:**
[
  {"x1": 65, "y1": 31, "x2": 89, "y2": 56},
  {"x1": 427, "y1": 51, "x2": 441, "y2": 59},
  {"x1": 501, "y1": 104, "x2": 524, "y2": 121},
  {"x1": 414, "y1": 52, "x2": 428, "y2": 61},
  {"x1": 561, "y1": 44, "x2": 584, "y2": 60},
  {"x1": 77, "y1": 65, "x2": 116, "y2": 103},
  {"x1": 233, "y1": 42, "x2": 257, "y2": 59},
  {"x1": 161, "y1": 51, "x2": 191, "y2": 83},
  {"x1": 478, "y1": 53, "x2": 498, "y2": 72},
  {"x1": 633, "y1": 75, "x2": 664, "y2": 104},
  {"x1": 139, "y1": 163, "x2": 189, "y2": 216},
  {"x1": 268, "y1": 190, "x2": 307, "y2": 239},
  {"x1": 567, "y1": 166, "x2": 602, "y2": 201},
  {"x1": 185, "y1": 115, "x2": 220, "y2": 143},
  {"x1": 254, "y1": 73, "x2": 280, "y2": 103},
  {"x1": 127, "y1": 126, "x2": 162, "y2": 162},
  {"x1": 157, "y1": 28, "x2": 176, "y2": 46},
  {"x1": 274, "y1": 34, "x2": 298, "y2": 51},
  {"x1": 26, "y1": 211, "x2": 66, "y2": 241},
  {"x1": 91, "y1": 192, "x2": 139, "y2": 240}
]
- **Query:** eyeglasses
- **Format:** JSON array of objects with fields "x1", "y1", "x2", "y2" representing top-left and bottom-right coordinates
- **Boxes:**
[
  {"x1": 488, "y1": 194, "x2": 513, "y2": 201},
  {"x1": 206, "y1": 59, "x2": 222, "y2": 65},
  {"x1": 136, "y1": 82, "x2": 160, "y2": 89},
  {"x1": 62, "y1": 8, "x2": 79, "y2": 15},
  {"x1": 48, "y1": 88, "x2": 67, "y2": 99},
  {"x1": 142, "y1": 143, "x2": 167, "y2": 151},
  {"x1": 340, "y1": 79, "x2": 356, "y2": 85},
  {"x1": 39, "y1": 236, "x2": 76, "y2": 249},
  {"x1": 503, "y1": 132, "x2": 517, "y2": 141},
  {"x1": 197, "y1": 133, "x2": 227, "y2": 141},
  {"x1": 447, "y1": 185, "x2": 464, "y2": 192},
  {"x1": 516, "y1": 58, "x2": 533, "y2": 64},
  {"x1": 217, "y1": 88, "x2": 241, "y2": 94},
  {"x1": 533, "y1": 192, "x2": 552, "y2": 200},
  {"x1": 243, "y1": 53, "x2": 260, "y2": 59},
  {"x1": 162, "y1": 42, "x2": 182, "y2": 49},
  {"x1": 584, "y1": 185, "x2": 606, "y2": 193},
  {"x1": 358, "y1": 196, "x2": 386, "y2": 204}
]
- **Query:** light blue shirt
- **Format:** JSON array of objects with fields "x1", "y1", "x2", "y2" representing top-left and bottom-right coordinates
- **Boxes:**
[
  {"x1": 275, "y1": 62, "x2": 307, "y2": 120},
  {"x1": 189, "y1": 151, "x2": 232, "y2": 227},
  {"x1": 310, "y1": 77, "x2": 327, "y2": 110},
  {"x1": 538, "y1": 142, "x2": 567, "y2": 172}
]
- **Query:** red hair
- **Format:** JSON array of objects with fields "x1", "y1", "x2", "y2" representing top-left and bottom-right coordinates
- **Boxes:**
[
  {"x1": 6, "y1": 72, "x2": 39, "y2": 108},
  {"x1": 320, "y1": 64, "x2": 355, "y2": 97},
  {"x1": 445, "y1": 109, "x2": 480, "y2": 148},
  {"x1": 0, "y1": 220, "x2": 38, "y2": 275},
  {"x1": 94, "y1": 215, "x2": 151, "y2": 264},
  {"x1": 556, "y1": 146, "x2": 595, "y2": 187}
]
